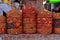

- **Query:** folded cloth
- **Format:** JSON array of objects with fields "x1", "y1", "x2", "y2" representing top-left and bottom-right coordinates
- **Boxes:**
[
  {"x1": 0, "y1": 37, "x2": 2, "y2": 40},
  {"x1": 0, "y1": 0, "x2": 2, "y2": 3},
  {"x1": 0, "y1": 4, "x2": 12, "y2": 13},
  {"x1": 0, "y1": 9, "x2": 3, "y2": 15}
]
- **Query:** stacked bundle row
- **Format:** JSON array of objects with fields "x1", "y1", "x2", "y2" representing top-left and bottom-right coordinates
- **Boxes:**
[
  {"x1": 0, "y1": 16, "x2": 6, "y2": 34},
  {"x1": 7, "y1": 10, "x2": 22, "y2": 34},
  {"x1": 0, "y1": 5, "x2": 59, "y2": 34},
  {"x1": 37, "y1": 10, "x2": 52, "y2": 34},
  {"x1": 22, "y1": 5, "x2": 37, "y2": 34}
]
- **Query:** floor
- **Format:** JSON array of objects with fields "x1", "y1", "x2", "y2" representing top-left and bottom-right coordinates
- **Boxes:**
[{"x1": 0, "y1": 34, "x2": 60, "y2": 40}]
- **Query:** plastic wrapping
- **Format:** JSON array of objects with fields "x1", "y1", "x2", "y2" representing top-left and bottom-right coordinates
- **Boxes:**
[
  {"x1": 37, "y1": 10, "x2": 52, "y2": 18},
  {"x1": 0, "y1": 16, "x2": 6, "y2": 34},
  {"x1": 0, "y1": 28, "x2": 6, "y2": 34},
  {"x1": 37, "y1": 18, "x2": 52, "y2": 24},
  {"x1": 7, "y1": 10, "x2": 22, "y2": 34},
  {"x1": 54, "y1": 19, "x2": 60, "y2": 34},
  {"x1": 37, "y1": 10, "x2": 52, "y2": 34},
  {"x1": 7, "y1": 28, "x2": 22, "y2": 34},
  {"x1": 23, "y1": 5, "x2": 37, "y2": 34},
  {"x1": 53, "y1": 13, "x2": 60, "y2": 19},
  {"x1": 0, "y1": 16, "x2": 6, "y2": 23}
]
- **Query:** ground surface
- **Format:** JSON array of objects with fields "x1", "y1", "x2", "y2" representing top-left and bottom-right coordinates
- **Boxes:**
[{"x1": 0, "y1": 34, "x2": 60, "y2": 40}]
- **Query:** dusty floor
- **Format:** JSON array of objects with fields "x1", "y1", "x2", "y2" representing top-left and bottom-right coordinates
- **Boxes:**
[{"x1": 0, "y1": 34, "x2": 60, "y2": 40}]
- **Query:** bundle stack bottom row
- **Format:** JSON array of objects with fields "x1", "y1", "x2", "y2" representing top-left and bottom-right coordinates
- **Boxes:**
[
  {"x1": 0, "y1": 6, "x2": 60, "y2": 34},
  {"x1": 7, "y1": 10, "x2": 22, "y2": 34},
  {"x1": 0, "y1": 16, "x2": 6, "y2": 34},
  {"x1": 23, "y1": 6, "x2": 37, "y2": 34},
  {"x1": 53, "y1": 13, "x2": 60, "y2": 34},
  {"x1": 37, "y1": 10, "x2": 52, "y2": 34}
]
